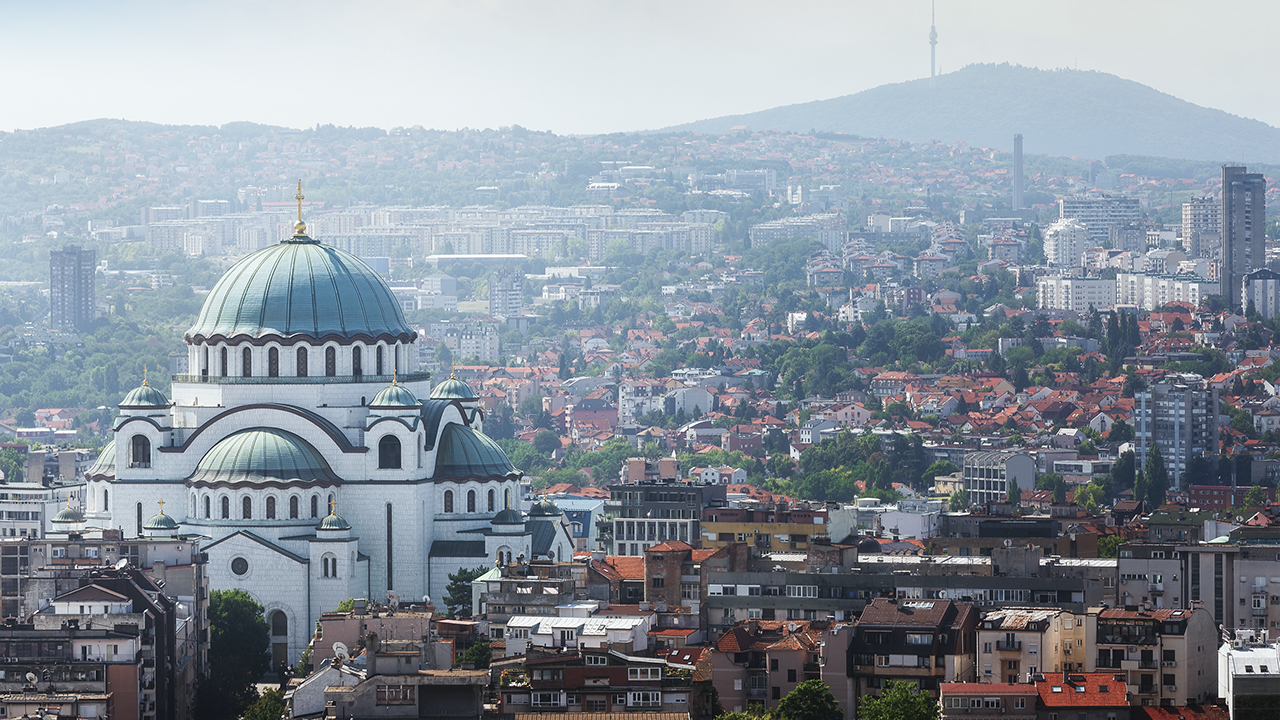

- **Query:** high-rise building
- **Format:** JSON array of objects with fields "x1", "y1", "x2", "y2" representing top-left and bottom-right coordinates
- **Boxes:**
[
  {"x1": 1242, "y1": 267, "x2": 1280, "y2": 319},
  {"x1": 1058, "y1": 195, "x2": 1141, "y2": 244},
  {"x1": 49, "y1": 245, "x2": 96, "y2": 330},
  {"x1": 1221, "y1": 165, "x2": 1266, "y2": 307},
  {"x1": 1181, "y1": 196, "x2": 1221, "y2": 259},
  {"x1": 488, "y1": 268, "x2": 524, "y2": 318},
  {"x1": 1041, "y1": 218, "x2": 1090, "y2": 268},
  {"x1": 1012, "y1": 134, "x2": 1024, "y2": 210},
  {"x1": 1133, "y1": 374, "x2": 1219, "y2": 489}
]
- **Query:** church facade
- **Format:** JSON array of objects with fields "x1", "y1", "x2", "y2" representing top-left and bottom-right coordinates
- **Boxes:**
[{"x1": 81, "y1": 212, "x2": 572, "y2": 666}]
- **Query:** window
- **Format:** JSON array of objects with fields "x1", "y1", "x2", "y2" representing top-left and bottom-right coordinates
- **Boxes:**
[
  {"x1": 786, "y1": 585, "x2": 817, "y2": 598},
  {"x1": 296, "y1": 346, "x2": 308, "y2": 376},
  {"x1": 983, "y1": 664, "x2": 992, "y2": 676},
  {"x1": 906, "y1": 633, "x2": 933, "y2": 645},
  {"x1": 325, "y1": 346, "x2": 336, "y2": 376},
  {"x1": 221, "y1": 496, "x2": 229, "y2": 519},
  {"x1": 311, "y1": 495, "x2": 319, "y2": 518},
  {"x1": 266, "y1": 496, "x2": 276, "y2": 519},
  {"x1": 1015, "y1": 698, "x2": 1026, "y2": 709},
  {"x1": 467, "y1": 490, "x2": 476, "y2": 513},
  {"x1": 290, "y1": 496, "x2": 299, "y2": 519},
  {"x1": 445, "y1": 490, "x2": 454, "y2": 513},
  {"x1": 220, "y1": 346, "x2": 227, "y2": 376},
  {"x1": 772, "y1": 687, "x2": 781, "y2": 700},
  {"x1": 130, "y1": 435, "x2": 151, "y2": 468},
  {"x1": 585, "y1": 655, "x2": 607, "y2": 666},
  {"x1": 770, "y1": 659, "x2": 779, "y2": 671},
  {"x1": 983, "y1": 642, "x2": 992, "y2": 653},
  {"x1": 203, "y1": 496, "x2": 210, "y2": 519},
  {"x1": 787, "y1": 669, "x2": 796, "y2": 682},
  {"x1": 375, "y1": 685, "x2": 416, "y2": 705},
  {"x1": 271, "y1": 610, "x2": 288, "y2": 636},
  {"x1": 748, "y1": 608, "x2": 762, "y2": 619},
  {"x1": 1029, "y1": 643, "x2": 1038, "y2": 654},
  {"x1": 531, "y1": 669, "x2": 563, "y2": 681},
  {"x1": 629, "y1": 691, "x2": 660, "y2": 708},
  {"x1": 268, "y1": 347, "x2": 279, "y2": 377},
  {"x1": 378, "y1": 435, "x2": 401, "y2": 469},
  {"x1": 876, "y1": 656, "x2": 890, "y2": 667},
  {"x1": 488, "y1": 489, "x2": 495, "y2": 512},
  {"x1": 376, "y1": 345, "x2": 384, "y2": 375},
  {"x1": 652, "y1": 578, "x2": 665, "y2": 588},
  {"x1": 242, "y1": 496, "x2": 252, "y2": 519},
  {"x1": 629, "y1": 667, "x2": 661, "y2": 680},
  {"x1": 985, "y1": 699, "x2": 1001, "y2": 709},
  {"x1": 352, "y1": 346, "x2": 363, "y2": 377},
  {"x1": 242, "y1": 347, "x2": 252, "y2": 376}
]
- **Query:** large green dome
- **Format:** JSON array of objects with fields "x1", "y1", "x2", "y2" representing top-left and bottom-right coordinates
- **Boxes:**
[
  {"x1": 187, "y1": 427, "x2": 340, "y2": 487},
  {"x1": 186, "y1": 236, "x2": 414, "y2": 343},
  {"x1": 430, "y1": 376, "x2": 477, "y2": 400},
  {"x1": 434, "y1": 423, "x2": 519, "y2": 480}
]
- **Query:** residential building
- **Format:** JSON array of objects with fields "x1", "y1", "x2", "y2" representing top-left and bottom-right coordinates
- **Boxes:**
[
  {"x1": 1037, "y1": 276, "x2": 1116, "y2": 312},
  {"x1": 316, "y1": 634, "x2": 487, "y2": 720},
  {"x1": 702, "y1": 502, "x2": 829, "y2": 552},
  {"x1": 962, "y1": 451, "x2": 1036, "y2": 507},
  {"x1": 49, "y1": 245, "x2": 96, "y2": 330},
  {"x1": 502, "y1": 646, "x2": 704, "y2": 716},
  {"x1": 1033, "y1": 671, "x2": 1131, "y2": 720},
  {"x1": 601, "y1": 479, "x2": 727, "y2": 556},
  {"x1": 939, "y1": 682, "x2": 1038, "y2": 720},
  {"x1": 1182, "y1": 196, "x2": 1221, "y2": 259},
  {"x1": 1090, "y1": 605, "x2": 1217, "y2": 706},
  {"x1": 1222, "y1": 165, "x2": 1267, "y2": 307},
  {"x1": 711, "y1": 620, "x2": 837, "y2": 714},
  {"x1": 1116, "y1": 274, "x2": 1220, "y2": 311},
  {"x1": 1059, "y1": 196, "x2": 1142, "y2": 244},
  {"x1": 1042, "y1": 218, "x2": 1091, "y2": 269},
  {"x1": 847, "y1": 597, "x2": 978, "y2": 698},
  {"x1": 1217, "y1": 629, "x2": 1280, "y2": 720},
  {"x1": 977, "y1": 608, "x2": 1089, "y2": 683},
  {"x1": 503, "y1": 603, "x2": 656, "y2": 657},
  {"x1": 749, "y1": 213, "x2": 845, "y2": 253},
  {"x1": 1242, "y1": 268, "x2": 1280, "y2": 320},
  {"x1": 489, "y1": 268, "x2": 524, "y2": 318},
  {"x1": 1133, "y1": 376, "x2": 1219, "y2": 489}
]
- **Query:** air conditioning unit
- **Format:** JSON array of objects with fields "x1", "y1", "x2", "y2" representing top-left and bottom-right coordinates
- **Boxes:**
[{"x1": 1127, "y1": 646, "x2": 1138, "y2": 653}]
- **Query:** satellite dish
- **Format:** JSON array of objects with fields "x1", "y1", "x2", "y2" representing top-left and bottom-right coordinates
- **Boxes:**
[
  {"x1": 24, "y1": 672, "x2": 36, "y2": 684},
  {"x1": 787, "y1": 622, "x2": 797, "y2": 632},
  {"x1": 114, "y1": 558, "x2": 129, "y2": 571},
  {"x1": 386, "y1": 590, "x2": 400, "y2": 610},
  {"x1": 332, "y1": 642, "x2": 349, "y2": 661},
  {"x1": 423, "y1": 595, "x2": 432, "y2": 605}
]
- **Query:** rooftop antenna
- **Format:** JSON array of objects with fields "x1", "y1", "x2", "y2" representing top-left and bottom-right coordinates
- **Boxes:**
[{"x1": 929, "y1": 0, "x2": 938, "y2": 83}]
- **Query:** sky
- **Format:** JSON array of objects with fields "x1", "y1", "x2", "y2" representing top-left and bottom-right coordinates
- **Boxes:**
[{"x1": 2, "y1": 0, "x2": 1277, "y2": 135}]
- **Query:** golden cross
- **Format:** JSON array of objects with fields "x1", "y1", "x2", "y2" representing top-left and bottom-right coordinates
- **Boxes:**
[
  {"x1": 392, "y1": 363, "x2": 397, "y2": 386},
  {"x1": 330, "y1": 498, "x2": 336, "y2": 515},
  {"x1": 157, "y1": 498, "x2": 164, "y2": 514},
  {"x1": 295, "y1": 179, "x2": 304, "y2": 222},
  {"x1": 142, "y1": 364, "x2": 148, "y2": 387}
]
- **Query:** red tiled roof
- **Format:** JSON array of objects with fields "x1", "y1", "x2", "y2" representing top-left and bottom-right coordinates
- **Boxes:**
[
  {"x1": 1036, "y1": 672, "x2": 1129, "y2": 708},
  {"x1": 603, "y1": 556, "x2": 645, "y2": 579},
  {"x1": 1133, "y1": 706, "x2": 1229, "y2": 720}
]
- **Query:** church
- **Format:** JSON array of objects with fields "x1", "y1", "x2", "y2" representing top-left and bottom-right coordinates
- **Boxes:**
[{"x1": 80, "y1": 198, "x2": 573, "y2": 666}]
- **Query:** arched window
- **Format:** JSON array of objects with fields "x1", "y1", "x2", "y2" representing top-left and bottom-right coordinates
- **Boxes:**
[
  {"x1": 270, "y1": 610, "x2": 288, "y2": 637},
  {"x1": 289, "y1": 496, "x2": 299, "y2": 519},
  {"x1": 242, "y1": 496, "x2": 252, "y2": 520},
  {"x1": 203, "y1": 495, "x2": 210, "y2": 519},
  {"x1": 352, "y1": 346, "x2": 363, "y2": 377},
  {"x1": 467, "y1": 489, "x2": 476, "y2": 513},
  {"x1": 378, "y1": 435, "x2": 401, "y2": 469},
  {"x1": 266, "y1": 496, "x2": 276, "y2": 519},
  {"x1": 220, "y1": 347, "x2": 227, "y2": 377},
  {"x1": 323, "y1": 553, "x2": 337, "y2": 578},
  {"x1": 221, "y1": 496, "x2": 229, "y2": 519},
  {"x1": 130, "y1": 435, "x2": 151, "y2": 468},
  {"x1": 135, "y1": 503, "x2": 142, "y2": 537},
  {"x1": 296, "y1": 346, "x2": 308, "y2": 377},
  {"x1": 488, "y1": 489, "x2": 495, "y2": 512},
  {"x1": 242, "y1": 347, "x2": 252, "y2": 377},
  {"x1": 504, "y1": 488, "x2": 511, "y2": 508},
  {"x1": 376, "y1": 346, "x2": 384, "y2": 376},
  {"x1": 310, "y1": 495, "x2": 319, "y2": 518},
  {"x1": 268, "y1": 347, "x2": 279, "y2": 377},
  {"x1": 325, "y1": 347, "x2": 336, "y2": 377},
  {"x1": 202, "y1": 346, "x2": 209, "y2": 379},
  {"x1": 444, "y1": 490, "x2": 454, "y2": 513},
  {"x1": 102, "y1": 489, "x2": 108, "y2": 512}
]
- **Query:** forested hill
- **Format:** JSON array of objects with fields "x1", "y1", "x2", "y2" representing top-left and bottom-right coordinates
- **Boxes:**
[{"x1": 655, "y1": 63, "x2": 1280, "y2": 163}]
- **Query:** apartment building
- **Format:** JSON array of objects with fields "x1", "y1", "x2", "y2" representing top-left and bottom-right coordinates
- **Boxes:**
[
  {"x1": 701, "y1": 502, "x2": 829, "y2": 553},
  {"x1": 49, "y1": 245, "x2": 96, "y2": 330},
  {"x1": 1090, "y1": 606, "x2": 1217, "y2": 707},
  {"x1": 1132, "y1": 376, "x2": 1219, "y2": 489},
  {"x1": 847, "y1": 598, "x2": 978, "y2": 697},
  {"x1": 1042, "y1": 218, "x2": 1092, "y2": 269},
  {"x1": 1116, "y1": 273, "x2": 1220, "y2": 311},
  {"x1": 961, "y1": 451, "x2": 1036, "y2": 507},
  {"x1": 601, "y1": 479, "x2": 726, "y2": 556},
  {"x1": 1221, "y1": 165, "x2": 1267, "y2": 307},
  {"x1": 1182, "y1": 196, "x2": 1221, "y2": 260},
  {"x1": 711, "y1": 620, "x2": 848, "y2": 715},
  {"x1": 1059, "y1": 196, "x2": 1142, "y2": 244},
  {"x1": 977, "y1": 607, "x2": 1090, "y2": 683},
  {"x1": 1037, "y1": 276, "x2": 1116, "y2": 312},
  {"x1": 502, "y1": 647, "x2": 703, "y2": 716}
]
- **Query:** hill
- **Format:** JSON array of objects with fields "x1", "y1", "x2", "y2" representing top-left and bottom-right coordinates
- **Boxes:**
[{"x1": 655, "y1": 64, "x2": 1280, "y2": 164}]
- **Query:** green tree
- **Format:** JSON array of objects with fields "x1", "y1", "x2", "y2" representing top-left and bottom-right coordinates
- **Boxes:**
[
  {"x1": 1109, "y1": 451, "x2": 1136, "y2": 496},
  {"x1": 857, "y1": 680, "x2": 939, "y2": 720},
  {"x1": 533, "y1": 430, "x2": 561, "y2": 456},
  {"x1": 1245, "y1": 484, "x2": 1267, "y2": 508},
  {"x1": 444, "y1": 566, "x2": 488, "y2": 617},
  {"x1": 243, "y1": 689, "x2": 287, "y2": 720},
  {"x1": 435, "y1": 342, "x2": 453, "y2": 368},
  {"x1": 455, "y1": 640, "x2": 492, "y2": 669},
  {"x1": 196, "y1": 589, "x2": 271, "y2": 720},
  {"x1": 777, "y1": 679, "x2": 842, "y2": 720},
  {"x1": 921, "y1": 461, "x2": 959, "y2": 487},
  {"x1": 1144, "y1": 446, "x2": 1169, "y2": 508},
  {"x1": 1008, "y1": 477, "x2": 1021, "y2": 506},
  {"x1": 949, "y1": 488, "x2": 970, "y2": 512},
  {"x1": 1096, "y1": 535, "x2": 1122, "y2": 559},
  {"x1": 1107, "y1": 418, "x2": 1134, "y2": 444}
]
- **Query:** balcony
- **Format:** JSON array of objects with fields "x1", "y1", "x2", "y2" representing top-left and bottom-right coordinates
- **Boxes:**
[
  {"x1": 1148, "y1": 583, "x2": 1163, "y2": 593},
  {"x1": 1138, "y1": 660, "x2": 1157, "y2": 670},
  {"x1": 1096, "y1": 659, "x2": 1121, "y2": 669},
  {"x1": 747, "y1": 688, "x2": 767, "y2": 699},
  {"x1": 996, "y1": 641, "x2": 1022, "y2": 651},
  {"x1": 1138, "y1": 685, "x2": 1156, "y2": 695},
  {"x1": 1254, "y1": 607, "x2": 1269, "y2": 617},
  {"x1": 174, "y1": 371, "x2": 431, "y2": 385}
]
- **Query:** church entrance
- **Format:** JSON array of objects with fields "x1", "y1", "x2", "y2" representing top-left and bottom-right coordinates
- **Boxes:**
[{"x1": 270, "y1": 610, "x2": 289, "y2": 671}]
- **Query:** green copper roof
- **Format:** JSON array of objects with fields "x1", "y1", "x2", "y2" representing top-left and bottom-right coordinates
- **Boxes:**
[
  {"x1": 491, "y1": 507, "x2": 524, "y2": 525},
  {"x1": 186, "y1": 238, "x2": 413, "y2": 342},
  {"x1": 318, "y1": 511, "x2": 352, "y2": 531},
  {"x1": 371, "y1": 383, "x2": 420, "y2": 408},
  {"x1": 52, "y1": 504, "x2": 85, "y2": 524},
  {"x1": 187, "y1": 427, "x2": 340, "y2": 487},
  {"x1": 120, "y1": 384, "x2": 169, "y2": 408},
  {"x1": 528, "y1": 497, "x2": 562, "y2": 517},
  {"x1": 143, "y1": 510, "x2": 178, "y2": 531},
  {"x1": 434, "y1": 423, "x2": 519, "y2": 480},
  {"x1": 430, "y1": 377, "x2": 477, "y2": 400},
  {"x1": 87, "y1": 442, "x2": 115, "y2": 479}
]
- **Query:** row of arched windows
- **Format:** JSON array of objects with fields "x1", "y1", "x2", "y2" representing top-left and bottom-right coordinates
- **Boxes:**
[
  {"x1": 194, "y1": 492, "x2": 334, "y2": 521},
  {"x1": 442, "y1": 487, "x2": 509, "y2": 514},
  {"x1": 200, "y1": 342, "x2": 403, "y2": 379}
]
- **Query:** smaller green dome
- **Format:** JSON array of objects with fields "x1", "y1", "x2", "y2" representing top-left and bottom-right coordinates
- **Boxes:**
[
  {"x1": 430, "y1": 375, "x2": 477, "y2": 400},
  {"x1": 143, "y1": 510, "x2": 179, "y2": 532},
  {"x1": 528, "y1": 497, "x2": 562, "y2": 517},
  {"x1": 492, "y1": 507, "x2": 524, "y2": 525},
  {"x1": 120, "y1": 383, "x2": 169, "y2": 408},
  {"x1": 371, "y1": 383, "x2": 420, "y2": 408},
  {"x1": 318, "y1": 511, "x2": 351, "y2": 531},
  {"x1": 52, "y1": 504, "x2": 85, "y2": 525},
  {"x1": 87, "y1": 442, "x2": 116, "y2": 479}
]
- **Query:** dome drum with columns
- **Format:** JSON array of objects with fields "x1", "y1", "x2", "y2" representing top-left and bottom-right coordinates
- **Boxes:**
[{"x1": 85, "y1": 187, "x2": 571, "y2": 664}]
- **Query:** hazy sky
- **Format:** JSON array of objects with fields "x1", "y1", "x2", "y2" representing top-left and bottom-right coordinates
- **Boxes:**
[{"x1": 3, "y1": 1, "x2": 1276, "y2": 135}]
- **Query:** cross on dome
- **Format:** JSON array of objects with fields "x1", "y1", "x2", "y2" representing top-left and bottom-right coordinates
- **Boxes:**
[{"x1": 293, "y1": 179, "x2": 307, "y2": 237}]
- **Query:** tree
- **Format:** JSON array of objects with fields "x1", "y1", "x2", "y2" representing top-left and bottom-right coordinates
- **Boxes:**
[
  {"x1": 922, "y1": 460, "x2": 958, "y2": 487},
  {"x1": 1109, "y1": 451, "x2": 1136, "y2": 496},
  {"x1": 857, "y1": 680, "x2": 939, "y2": 720},
  {"x1": 444, "y1": 566, "x2": 488, "y2": 617},
  {"x1": 1008, "y1": 477, "x2": 1022, "y2": 506},
  {"x1": 243, "y1": 689, "x2": 287, "y2": 720},
  {"x1": 1096, "y1": 535, "x2": 1122, "y2": 559},
  {"x1": 777, "y1": 679, "x2": 842, "y2": 720},
  {"x1": 196, "y1": 589, "x2": 271, "y2": 720},
  {"x1": 1245, "y1": 484, "x2": 1267, "y2": 508},
  {"x1": 533, "y1": 430, "x2": 561, "y2": 456},
  {"x1": 1107, "y1": 418, "x2": 1134, "y2": 444},
  {"x1": 949, "y1": 488, "x2": 970, "y2": 512},
  {"x1": 435, "y1": 342, "x2": 453, "y2": 368},
  {"x1": 455, "y1": 639, "x2": 492, "y2": 669},
  {"x1": 1144, "y1": 445, "x2": 1170, "y2": 508}
]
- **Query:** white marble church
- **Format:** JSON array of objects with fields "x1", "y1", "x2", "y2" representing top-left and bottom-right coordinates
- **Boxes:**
[{"x1": 79, "y1": 207, "x2": 573, "y2": 665}]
